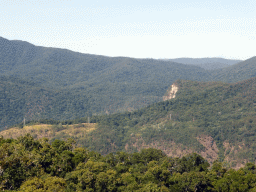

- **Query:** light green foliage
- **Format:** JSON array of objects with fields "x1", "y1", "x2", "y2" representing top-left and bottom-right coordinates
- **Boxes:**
[
  {"x1": 2, "y1": 136, "x2": 256, "y2": 191},
  {"x1": 19, "y1": 176, "x2": 66, "y2": 192},
  {"x1": 2, "y1": 77, "x2": 256, "y2": 166}
]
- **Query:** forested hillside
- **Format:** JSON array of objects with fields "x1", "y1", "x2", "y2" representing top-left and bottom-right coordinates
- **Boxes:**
[
  {"x1": 210, "y1": 56, "x2": 256, "y2": 83},
  {"x1": 2, "y1": 77, "x2": 256, "y2": 168},
  {"x1": 2, "y1": 135, "x2": 256, "y2": 191},
  {"x1": 0, "y1": 36, "x2": 209, "y2": 90},
  {"x1": 0, "y1": 36, "x2": 255, "y2": 129},
  {"x1": 0, "y1": 37, "x2": 209, "y2": 129}
]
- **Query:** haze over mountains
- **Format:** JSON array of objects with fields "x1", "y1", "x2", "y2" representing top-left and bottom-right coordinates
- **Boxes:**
[
  {"x1": 166, "y1": 58, "x2": 242, "y2": 70},
  {"x1": 0, "y1": 36, "x2": 256, "y2": 130}
]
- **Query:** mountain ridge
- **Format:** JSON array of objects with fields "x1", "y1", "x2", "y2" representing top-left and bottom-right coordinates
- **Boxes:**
[
  {"x1": 2, "y1": 76, "x2": 256, "y2": 168},
  {"x1": 210, "y1": 56, "x2": 256, "y2": 83},
  {"x1": 165, "y1": 57, "x2": 242, "y2": 70},
  {"x1": 1, "y1": 36, "x2": 256, "y2": 130}
]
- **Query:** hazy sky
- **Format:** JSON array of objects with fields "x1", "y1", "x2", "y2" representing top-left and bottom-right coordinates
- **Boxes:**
[{"x1": 1, "y1": 0, "x2": 255, "y2": 59}]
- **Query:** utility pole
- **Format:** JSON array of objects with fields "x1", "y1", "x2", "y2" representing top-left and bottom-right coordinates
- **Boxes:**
[
  {"x1": 23, "y1": 117, "x2": 26, "y2": 127},
  {"x1": 88, "y1": 116, "x2": 90, "y2": 124}
]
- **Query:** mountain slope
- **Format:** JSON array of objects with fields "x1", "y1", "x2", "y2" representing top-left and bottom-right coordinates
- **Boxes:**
[
  {"x1": 1, "y1": 36, "x2": 256, "y2": 130},
  {"x1": 0, "y1": 37, "x2": 210, "y2": 89},
  {"x1": 0, "y1": 37, "x2": 212, "y2": 129},
  {"x1": 0, "y1": 76, "x2": 92, "y2": 129},
  {"x1": 2, "y1": 77, "x2": 256, "y2": 168},
  {"x1": 210, "y1": 56, "x2": 256, "y2": 83}
]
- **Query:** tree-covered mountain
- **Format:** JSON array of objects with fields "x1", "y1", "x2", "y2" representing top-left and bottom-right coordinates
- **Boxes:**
[
  {"x1": 210, "y1": 56, "x2": 256, "y2": 83},
  {"x1": 0, "y1": 75, "x2": 162, "y2": 129},
  {"x1": 0, "y1": 76, "x2": 93, "y2": 129},
  {"x1": 0, "y1": 36, "x2": 256, "y2": 130},
  {"x1": 0, "y1": 37, "x2": 209, "y2": 129},
  {"x1": 2, "y1": 77, "x2": 256, "y2": 168},
  {"x1": 166, "y1": 57, "x2": 242, "y2": 70},
  {"x1": 0, "y1": 36, "x2": 210, "y2": 89}
]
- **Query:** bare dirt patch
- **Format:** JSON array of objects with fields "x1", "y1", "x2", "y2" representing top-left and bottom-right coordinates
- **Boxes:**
[
  {"x1": 197, "y1": 135, "x2": 219, "y2": 164},
  {"x1": 163, "y1": 84, "x2": 178, "y2": 101},
  {"x1": 125, "y1": 136, "x2": 192, "y2": 158}
]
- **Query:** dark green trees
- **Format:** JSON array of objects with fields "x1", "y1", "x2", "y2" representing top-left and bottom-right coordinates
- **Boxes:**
[{"x1": 1, "y1": 135, "x2": 256, "y2": 191}]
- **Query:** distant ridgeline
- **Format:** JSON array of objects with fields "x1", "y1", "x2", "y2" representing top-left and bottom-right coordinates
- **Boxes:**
[
  {"x1": 0, "y1": 37, "x2": 256, "y2": 129},
  {"x1": 2, "y1": 77, "x2": 256, "y2": 169},
  {"x1": 166, "y1": 57, "x2": 242, "y2": 70}
]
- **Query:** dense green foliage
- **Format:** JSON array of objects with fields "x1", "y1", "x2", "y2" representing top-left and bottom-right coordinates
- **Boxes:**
[
  {"x1": 0, "y1": 37, "x2": 209, "y2": 90},
  {"x1": 8, "y1": 77, "x2": 256, "y2": 166},
  {"x1": 0, "y1": 75, "x2": 165, "y2": 129},
  {"x1": 70, "y1": 78, "x2": 256, "y2": 160},
  {"x1": 1, "y1": 36, "x2": 256, "y2": 168},
  {"x1": 210, "y1": 56, "x2": 256, "y2": 83},
  {"x1": 1, "y1": 37, "x2": 255, "y2": 130},
  {"x1": 0, "y1": 37, "x2": 213, "y2": 129},
  {"x1": 2, "y1": 135, "x2": 256, "y2": 191}
]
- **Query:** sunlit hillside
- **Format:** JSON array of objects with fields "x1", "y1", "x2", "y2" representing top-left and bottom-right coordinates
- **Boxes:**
[
  {"x1": 2, "y1": 77, "x2": 256, "y2": 169},
  {"x1": 0, "y1": 123, "x2": 97, "y2": 145}
]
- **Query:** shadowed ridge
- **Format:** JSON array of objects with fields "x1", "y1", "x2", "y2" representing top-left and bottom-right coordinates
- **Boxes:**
[{"x1": 210, "y1": 56, "x2": 256, "y2": 83}]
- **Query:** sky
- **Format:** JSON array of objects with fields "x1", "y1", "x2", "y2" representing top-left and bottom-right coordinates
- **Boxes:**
[{"x1": 1, "y1": 0, "x2": 255, "y2": 60}]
